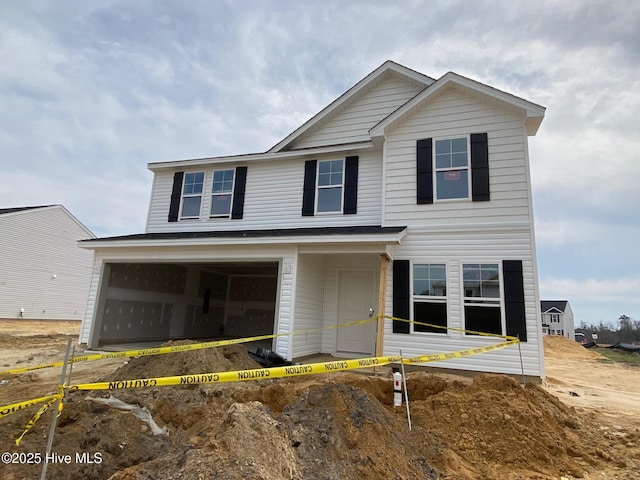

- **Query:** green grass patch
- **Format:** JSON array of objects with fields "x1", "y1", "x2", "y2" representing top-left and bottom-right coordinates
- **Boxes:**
[{"x1": 595, "y1": 348, "x2": 640, "y2": 365}]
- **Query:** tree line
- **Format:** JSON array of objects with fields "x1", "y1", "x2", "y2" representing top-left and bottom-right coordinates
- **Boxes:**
[{"x1": 576, "y1": 315, "x2": 640, "y2": 345}]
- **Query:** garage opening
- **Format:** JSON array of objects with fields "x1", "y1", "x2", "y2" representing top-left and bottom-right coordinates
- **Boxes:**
[{"x1": 92, "y1": 262, "x2": 279, "y2": 349}]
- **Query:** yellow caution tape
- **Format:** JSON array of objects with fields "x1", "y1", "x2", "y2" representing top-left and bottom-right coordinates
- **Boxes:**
[
  {"x1": 0, "y1": 393, "x2": 62, "y2": 419},
  {"x1": 5, "y1": 330, "x2": 518, "y2": 442},
  {"x1": 69, "y1": 337, "x2": 516, "y2": 392},
  {"x1": 15, "y1": 394, "x2": 62, "y2": 445},
  {"x1": 0, "y1": 317, "x2": 379, "y2": 376}
]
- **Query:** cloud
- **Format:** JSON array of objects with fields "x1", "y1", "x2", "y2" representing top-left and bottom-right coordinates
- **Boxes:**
[{"x1": 540, "y1": 275, "x2": 640, "y2": 305}]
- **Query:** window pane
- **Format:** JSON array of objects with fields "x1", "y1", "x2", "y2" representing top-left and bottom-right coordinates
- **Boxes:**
[
  {"x1": 464, "y1": 305, "x2": 502, "y2": 335},
  {"x1": 213, "y1": 170, "x2": 234, "y2": 193},
  {"x1": 182, "y1": 196, "x2": 201, "y2": 217},
  {"x1": 414, "y1": 302, "x2": 447, "y2": 333},
  {"x1": 451, "y1": 152, "x2": 468, "y2": 168},
  {"x1": 317, "y1": 187, "x2": 342, "y2": 212},
  {"x1": 211, "y1": 194, "x2": 232, "y2": 216},
  {"x1": 414, "y1": 264, "x2": 446, "y2": 296},
  {"x1": 481, "y1": 264, "x2": 500, "y2": 298},
  {"x1": 435, "y1": 153, "x2": 451, "y2": 169},
  {"x1": 435, "y1": 139, "x2": 451, "y2": 155},
  {"x1": 183, "y1": 172, "x2": 204, "y2": 195},
  {"x1": 318, "y1": 160, "x2": 343, "y2": 186},
  {"x1": 436, "y1": 170, "x2": 468, "y2": 199},
  {"x1": 451, "y1": 137, "x2": 467, "y2": 153}
]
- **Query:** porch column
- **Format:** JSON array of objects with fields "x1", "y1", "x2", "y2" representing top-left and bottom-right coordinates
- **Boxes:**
[{"x1": 375, "y1": 254, "x2": 389, "y2": 357}]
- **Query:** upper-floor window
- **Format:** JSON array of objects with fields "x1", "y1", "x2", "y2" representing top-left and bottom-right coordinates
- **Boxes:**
[
  {"x1": 316, "y1": 159, "x2": 344, "y2": 213},
  {"x1": 180, "y1": 172, "x2": 205, "y2": 219},
  {"x1": 463, "y1": 263, "x2": 502, "y2": 336},
  {"x1": 435, "y1": 137, "x2": 469, "y2": 200},
  {"x1": 551, "y1": 313, "x2": 560, "y2": 323},
  {"x1": 413, "y1": 264, "x2": 447, "y2": 334},
  {"x1": 210, "y1": 169, "x2": 235, "y2": 217}
]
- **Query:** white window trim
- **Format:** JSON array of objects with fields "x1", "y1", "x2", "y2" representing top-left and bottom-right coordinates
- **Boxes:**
[
  {"x1": 411, "y1": 262, "x2": 449, "y2": 336},
  {"x1": 315, "y1": 159, "x2": 344, "y2": 214},
  {"x1": 461, "y1": 261, "x2": 506, "y2": 336},
  {"x1": 433, "y1": 135, "x2": 471, "y2": 203},
  {"x1": 180, "y1": 171, "x2": 205, "y2": 220},
  {"x1": 210, "y1": 168, "x2": 235, "y2": 218}
]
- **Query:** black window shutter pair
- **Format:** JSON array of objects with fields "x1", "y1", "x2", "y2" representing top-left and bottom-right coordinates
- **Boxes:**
[
  {"x1": 391, "y1": 259, "x2": 527, "y2": 341},
  {"x1": 302, "y1": 156, "x2": 358, "y2": 216},
  {"x1": 416, "y1": 133, "x2": 489, "y2": 204},
  {"x1": 168, "y1": 167, "x2": 247, "y2": 222}
]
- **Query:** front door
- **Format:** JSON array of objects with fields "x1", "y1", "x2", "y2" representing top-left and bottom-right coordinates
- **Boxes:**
[{"x1": 336, "y1": 269, "x2": 377, "y2": 356}]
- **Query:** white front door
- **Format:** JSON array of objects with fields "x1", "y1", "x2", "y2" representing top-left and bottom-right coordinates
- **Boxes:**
[{"x1": 336, "y1": 269, "x2": 377, "y2": 356}]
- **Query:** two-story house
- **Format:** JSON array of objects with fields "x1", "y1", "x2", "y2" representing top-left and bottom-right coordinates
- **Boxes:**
[
  {"x1": 541, "y1": 300, "x2": 575, "y2": 339},
  {"x1": 79, "y1": 61, "x2": 546, "y2": 380}
]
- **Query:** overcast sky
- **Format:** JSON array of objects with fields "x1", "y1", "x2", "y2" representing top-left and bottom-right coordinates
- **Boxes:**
[{"x1": 1, "y1": 1, "x2": 638, "y2": 327}]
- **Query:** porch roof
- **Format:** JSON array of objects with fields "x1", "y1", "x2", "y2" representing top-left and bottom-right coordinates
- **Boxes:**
[{"x1": 79, "y1": 225, "x2": 407, "y2": 249}]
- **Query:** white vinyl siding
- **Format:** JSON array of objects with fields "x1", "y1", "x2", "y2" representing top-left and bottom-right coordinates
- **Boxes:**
[
  {"x1": 291, "y1": 254, "x2": 325, "y2": 358},
  {"x1": 290, "y1": 73, "x2": 425, "y2": 150},
  {"x1": 384, "y1": 89, "x2": 531, "y2": 227},
  {"x1": 146, "y1": 151, "x2": 383, "y2": 233},
  {"x1": 383, "y1": 227, "x2": 542, "y2": 378},
  {"x1": 0, "y1": 206, "x2": 95, "y2": 321}
]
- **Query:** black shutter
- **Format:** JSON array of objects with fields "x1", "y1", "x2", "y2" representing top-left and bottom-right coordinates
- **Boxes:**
[
  {"x1": 471, "y1": 133, "x2": 490, "y2": 202},
  {"x1": 168, "y1": 171, "x2": 184, "y2": 222},
  {"x1": 392, "y1": 260, "x2": 411, "y2": 334},
  {"x1": 343, "y1": 156, "x2": 358, "y2": 214},
  {"x1": 503, "y1": 260, "x2": 527, "y2": 342},
  {"x1": 302, "y1": 160, "x2": 317, "y2": 216},
  {"x1": 416, "y1": 138, "x2": 433, "y2": 204},
  {"x1": 231, "y1": 166, "x2": 247, "y2": 219}
]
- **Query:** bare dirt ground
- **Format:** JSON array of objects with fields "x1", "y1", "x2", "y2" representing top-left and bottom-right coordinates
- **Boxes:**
[{"x1": 1, "y1": 320, "x2": 639, "y2": 480}]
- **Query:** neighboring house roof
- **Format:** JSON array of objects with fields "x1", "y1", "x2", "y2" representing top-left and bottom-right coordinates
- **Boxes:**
[
  {"x1": 0, "y1": 205, "x2": 55, "y2": 215},
  {"x1": 541, "y1": 300, "x2": 569, "y2": 313},
  {"x1": 0, "y1": 204, "x2": 95, "y2": 238},
  {"x1": 81, "y1": 225, "x2": 407, "y2": 248}
]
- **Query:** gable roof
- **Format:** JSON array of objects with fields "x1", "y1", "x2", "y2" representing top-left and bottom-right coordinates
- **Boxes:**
[
  {"x1": 541, "y1": 300, "x2": 569, "y2": 313},
  {"x1": 268, "y1": 60, "x2": 435, "y2": 153},
  {"x1": 370, "y1": 71, "x2": 546, "y2": 138}
]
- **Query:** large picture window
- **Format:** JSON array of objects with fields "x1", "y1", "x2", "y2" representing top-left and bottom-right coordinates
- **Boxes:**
[
  {"x1": 316, "y1": 159, "x2": 343, "y2": 213},
  {"x1": 180, "y1": 172, "x2": 205, "y2": 219},
  {"x1": 463, "y1": 263, "x2": 502, "y2": 335},
  {"x1": 210, "y1": 169, "x2": 235, "y2": 217},
  {"x1": 435, "y1": 137, "x2": 469, "y2": 200},
  {"x1": 413, "y1": 264, "x2": 447, "y2": 333}
]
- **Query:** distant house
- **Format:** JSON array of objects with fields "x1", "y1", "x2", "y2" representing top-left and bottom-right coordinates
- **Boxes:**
[
  {"x1": 540, "y1": 301, "x2": 574, "y2": 339},
  {"x1": 79, "y1": 61, "x2": 547, "y2": 380},
  {"x1": 0, "y1": 205, "x2": 95, "y2": 320}
]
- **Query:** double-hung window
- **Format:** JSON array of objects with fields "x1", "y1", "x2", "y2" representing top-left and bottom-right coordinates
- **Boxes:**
[
  {"x1": 180, "y1": 172, "x2": 205, "y2": 219},
  {"x1": 413, "y1": 264, "x2": 448, "y2": 333},
  {"x1": 463, "y1": 263, "x2": 502, "y2": 335},
  {"x1": 316, "y1": 159, "x2": 343, "y2": 213},
  {"x1": 210, "y1": 169, "x2": 235, "y2": 217},
  {"x1": 435, "y1": 137, "x2": 469, "y2": 200}
]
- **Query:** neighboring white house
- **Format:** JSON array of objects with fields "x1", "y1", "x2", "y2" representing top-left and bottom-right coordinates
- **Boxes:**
[
  {"x1": 0, "y1": 205, "x2": 95, "y2": 320},
  {"x1": 540, "y1": 300, "x2": 575, "y2": 339},
  {"x1": 79, "y1": 61, "x2": 546, "y2": 379}
]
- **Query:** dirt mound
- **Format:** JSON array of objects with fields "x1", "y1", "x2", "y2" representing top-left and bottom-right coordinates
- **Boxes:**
[
  {"x1": 2, "y1": 332, "x2": 637, "y2": 480},
  {"x1": 108, "y1": 341, "x2": 261, "y2": 381},
  {"x1": 544, "y1": 334, "x2": 604, "y2": 360}
]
